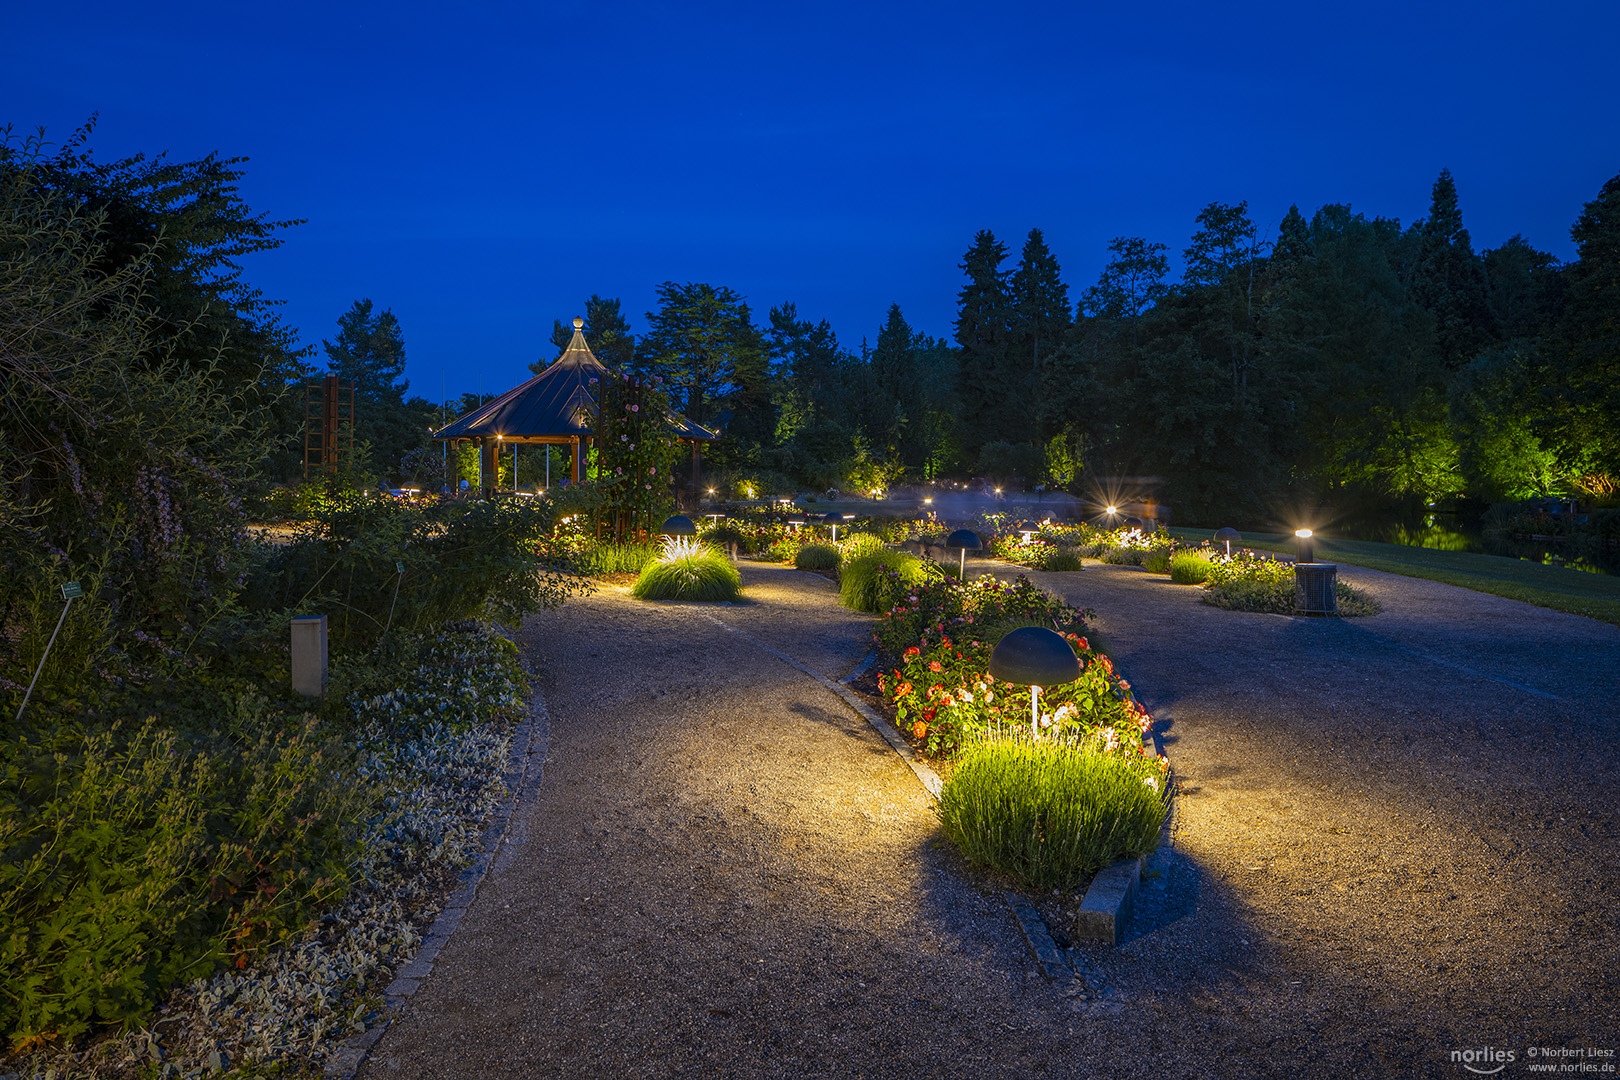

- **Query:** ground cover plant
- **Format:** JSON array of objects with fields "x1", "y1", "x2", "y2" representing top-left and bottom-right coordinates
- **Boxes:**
[
  {"x1": 631, "y1": 538, "x2": 743, "y2": 602},
  {"x1": 938, "y1": 737, "x2": 1169, "y2": 892},
  {"x1": 5, "y1": 623, "x2": 528, "y2": 1077}
]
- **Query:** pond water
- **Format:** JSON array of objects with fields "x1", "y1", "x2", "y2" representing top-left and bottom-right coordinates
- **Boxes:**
[{"x1": 1330, "y1": 511, "x2": 1619, "y2": 577}]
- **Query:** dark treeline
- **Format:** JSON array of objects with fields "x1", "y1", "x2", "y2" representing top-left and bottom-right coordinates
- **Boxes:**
[{"x1": 514, "y1": 168, "x2": 1618, "y2": 523}]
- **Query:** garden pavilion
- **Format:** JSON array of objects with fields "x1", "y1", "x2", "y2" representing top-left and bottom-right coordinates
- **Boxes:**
[{"x1": 434, "y1": 318, "x2": 716, "y2": 494}]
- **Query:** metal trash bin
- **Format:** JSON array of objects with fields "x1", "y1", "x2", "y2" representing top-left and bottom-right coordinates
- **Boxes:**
[{"x1": 1295, "y1": 562, "x2": 1338, "y2": 616}]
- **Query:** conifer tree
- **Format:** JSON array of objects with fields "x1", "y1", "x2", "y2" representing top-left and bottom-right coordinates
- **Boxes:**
[
  {"x1": 1008, "y1": 227, "x2": 1070, "y2": 376},
  {"x1": 1412, "y1": 168, "x2": 1495, "y2": 369},
  {"x1": 953, "y1": 230, "x2": 1011, "y2": 459}
]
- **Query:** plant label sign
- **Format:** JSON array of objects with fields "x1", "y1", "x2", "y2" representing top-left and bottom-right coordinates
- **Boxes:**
[
  {"x1": 396, "y1": 561, "x2": 405, "y2": 574},
  {"x1": 61, "y1": 582, "x2": 83, "y2": 599}
]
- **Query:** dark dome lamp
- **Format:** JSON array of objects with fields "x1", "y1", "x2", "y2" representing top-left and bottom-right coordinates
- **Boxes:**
[
  {"x1": 660, "y1": 514, "x2": 697, "y2": 537},
  {"x1": 988, "y1": 626, "x2": 1082, "y2": 737},
  {"x1": 945, "y1": 528, "x2": 982, "y2": 580},
  {"x1": 1214, "y1": 526, "x2": 1241, "y2": 558}
]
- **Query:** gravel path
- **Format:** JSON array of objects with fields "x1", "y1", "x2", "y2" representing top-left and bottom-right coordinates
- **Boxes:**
[{"x1": 360, "y1": 559, "x2": 1619, "y2": 1079}]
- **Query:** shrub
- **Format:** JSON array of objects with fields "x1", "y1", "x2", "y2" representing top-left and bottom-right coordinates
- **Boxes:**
[
  {"x1": 794, "y1": 543, "x2": 841, "y2": 572},
  {"x1": 1139, "y1": 547, "x2": 1172, "y2": 574},
  {"x1": 0, "y1": 711, "x2": 362, "y2": 1044},
  {"x1": 1201, "y1": 559, "x2": 1382, "y2": 616},
  {"x1": 631, "y1": 539, "x2": 743, "y2": 602},
  {"x1": 1100, "y1": 546, "x2": 1143, "y2": 565},
  {"x1": 765, "y1": 535, "x2": 804, "y2": 563},
  {"x1": 938, "y1": 738, "x2": 1169, "y2": 892},
  {"x1": 1170, "y1": 551, "x2": 1214, "y2": 584},
  {"x1": 839, "y1": 550, "x2": 942, "y2": 613},
  {"x1": 874, "y1": 573, "x2": 1088, "y2": 659}
]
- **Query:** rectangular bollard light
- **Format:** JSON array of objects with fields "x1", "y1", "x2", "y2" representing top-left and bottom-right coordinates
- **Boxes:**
[{"x1": 291, "y1": 615, "x2": 329, "y2": 696}]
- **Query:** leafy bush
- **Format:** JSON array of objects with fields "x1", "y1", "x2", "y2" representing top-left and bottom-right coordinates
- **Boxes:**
[
  {"x1": 631, "y1": 539, "x2": 742, "y2": 602},
  {"x1": 1170, "y1": 551, "x2": 1215, "y2": 584},
  {"x1": 765, "y1": 534, "x2": 806, "y2": 563},
  {"x1": 0, "y1": 710, "x2": 361, "y2": 1044},
  {"x1": 938, "y1": 738, "x2": 1169, "y2": 891},
  {"x1": 794, "y1": 543, "x2": 841, "y2": 572},
  {"x1": 1099, "y1": 546, "x2": 1143, "y2": 565},
  {"x1": 245, "y1": 492, "x2": 586, "y2": 652},
  {"x1": 838, "y1": 550, "x2": 942, "y2": 613}
]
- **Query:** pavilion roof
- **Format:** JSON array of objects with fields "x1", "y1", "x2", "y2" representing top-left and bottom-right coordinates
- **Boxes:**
[{"x1": 433, "y1": 325, "x2": 716, "y2": 442}]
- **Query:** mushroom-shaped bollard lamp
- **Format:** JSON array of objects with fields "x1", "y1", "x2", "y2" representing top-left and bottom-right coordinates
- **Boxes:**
[
  {"x1": 945, "y1": 528, "x2": 983, "y2": 580},
  {"x1": 1214, "y1": 526, "x2": 1242, "y2": 558},
  {"x1": 661, "y1": 514, "x2": 698, "y2": 537},
  {"x1": 989, "y1": 626, "x2": 1082, "y2": 737}
]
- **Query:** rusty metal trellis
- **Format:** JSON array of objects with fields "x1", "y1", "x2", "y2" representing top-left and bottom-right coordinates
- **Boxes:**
[{"x1": 304, "y1": 375, "x2": 357, "y2": 478}]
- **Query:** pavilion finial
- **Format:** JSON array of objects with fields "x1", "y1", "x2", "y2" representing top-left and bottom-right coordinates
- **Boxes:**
[{"x1": 573, "y1": 316, "x2": 584, "y2": 329}]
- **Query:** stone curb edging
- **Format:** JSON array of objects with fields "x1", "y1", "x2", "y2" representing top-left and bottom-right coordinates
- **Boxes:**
[{"x1": 323, "y1": 684, "x2": 552, "y2": 1079}]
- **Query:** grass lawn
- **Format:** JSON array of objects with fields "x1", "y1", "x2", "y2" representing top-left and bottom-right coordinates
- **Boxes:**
[{"x1": 1169, "y1": 527, "x2": 1620, "y2": 627}]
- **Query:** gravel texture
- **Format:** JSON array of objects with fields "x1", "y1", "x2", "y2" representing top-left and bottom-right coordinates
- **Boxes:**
[{"x1": 361, "y1": 559, "x2": 1620, "y2": 1079}]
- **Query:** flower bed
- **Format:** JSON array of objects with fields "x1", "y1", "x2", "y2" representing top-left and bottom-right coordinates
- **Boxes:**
[
  {"x1": 869, "y1": 572, "x2": 1170, "y2": 893},
  {"x1": 872, "y1": 573, "x2": 1161, "y2": 764}
]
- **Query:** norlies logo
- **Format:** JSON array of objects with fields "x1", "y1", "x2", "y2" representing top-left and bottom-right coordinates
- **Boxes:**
[{"x1": 1453, "y1": 1047, "x2": 1517, "y2": 1074}]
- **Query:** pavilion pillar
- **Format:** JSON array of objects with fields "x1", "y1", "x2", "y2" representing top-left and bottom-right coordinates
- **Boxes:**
[
  {"x1": 571, "y1": 436, "x2": 582, "y2": 484},
  {"x1": 481, "y1": 437, "x2": 497, "y2": 494}
]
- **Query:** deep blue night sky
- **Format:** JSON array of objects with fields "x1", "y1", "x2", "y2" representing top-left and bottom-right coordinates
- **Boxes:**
[{"x1": 6, "y1": 1, "x2": 1617, "y2": 402}]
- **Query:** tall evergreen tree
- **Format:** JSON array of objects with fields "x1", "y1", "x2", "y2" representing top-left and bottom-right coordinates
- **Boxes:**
[
  {"x1": 1550, "y1": 171, "x2": 1620, "y2": 487},
  {"x1": 1411, "y1": 168, "x2": 1495, "y2": 369},
  {"x1": 869, "y1": 304, "x2": 927, "y2": 467},
  {"x1": 1273, "y1": 205, "x2": 1314, "y2": 264},
  {"x1": 953, "y1": 230, "x2": 1011, "y2": 459},
  {"x1": 1008, "y1": 227, "x2": 1070, "y2": 376},
  {"x1": 324, "y1": 298, "x2": 407, "y2": 400},
  {"x1": 640, "y1": 282, "x2": 771, "y2": 466}
]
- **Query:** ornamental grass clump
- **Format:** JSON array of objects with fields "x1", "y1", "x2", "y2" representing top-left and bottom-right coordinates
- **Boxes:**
[
  {"x1": 1170, "y1": 551, "x2": 1215, "y2": 584},
  {"x1": 839, "y1": 549, "x2": 941, "y2": 613},
  {"x1": 632, "y1": 538, "x2": 743, "y2": 601},
  {"x1": 938, "y1": 737, "x2": 1169, "y2": 892},
  {"x1": 794, "y1": 542, "x2": 841, "y2": 572},
  {"x1": 577, "y1": 541, "x2": 659, "y2": 575}
]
